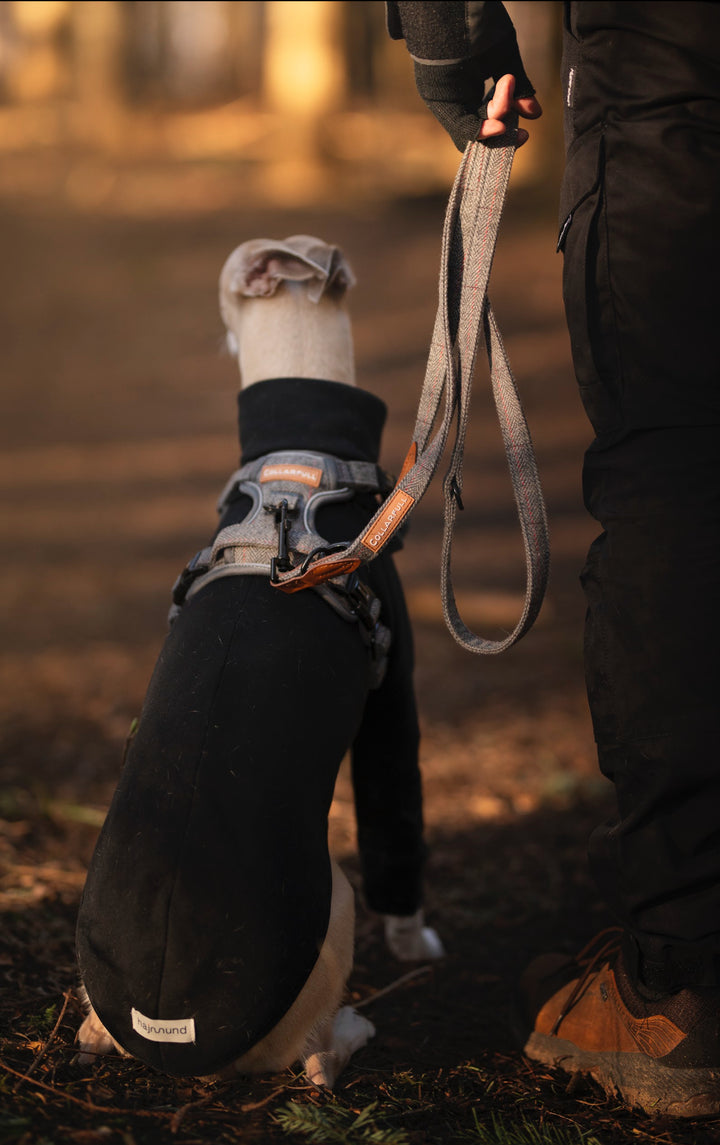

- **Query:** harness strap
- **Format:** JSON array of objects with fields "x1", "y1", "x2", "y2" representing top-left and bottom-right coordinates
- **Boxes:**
[
  {"x1": 170, "y1": 450, "x2": 392, "y2": 687},
  {"x1": 270, "y1": 134, "x2": 550, "y2": 654},
  {"x1": 215, "y1": 456, "x2": 389, "y2": 513}
]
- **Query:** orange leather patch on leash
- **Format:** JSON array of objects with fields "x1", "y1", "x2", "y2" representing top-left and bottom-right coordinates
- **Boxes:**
[
  {"x1": 361, "y1": 489, "x2": 415, "y2": 553},
  {"x1": 397, "y1": 441, "x2": 418, "y2": 482}
]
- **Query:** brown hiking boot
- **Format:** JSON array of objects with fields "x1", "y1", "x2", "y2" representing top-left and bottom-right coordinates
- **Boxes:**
[{"x1": 519, "y1": 929, "x2": 720, "y2": 1117}]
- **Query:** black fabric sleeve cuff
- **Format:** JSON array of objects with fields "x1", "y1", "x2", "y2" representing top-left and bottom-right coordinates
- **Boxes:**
[{"x1": 237, "y1": 378, "x2": 388, "y2": 465}]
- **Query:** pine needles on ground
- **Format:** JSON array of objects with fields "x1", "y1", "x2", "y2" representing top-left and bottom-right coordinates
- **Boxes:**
[
  {"x1": 465, "y1": 1110, "x2": 603, "y2": 1145},
  {"x1": 274, "y1": 1099, "x2": 410, "y2": 1144}
]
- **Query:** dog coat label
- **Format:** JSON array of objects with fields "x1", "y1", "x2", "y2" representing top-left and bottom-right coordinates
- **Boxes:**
[
  {"x1": 131, "y1": 1007, "x2": 196, "y2": 1044},
  {"x1": 361, "y1": 489, "x2": 415, "y2": 552},
  {"x1": 260, "y1": 463, "x2": 322, "y2": 487}
]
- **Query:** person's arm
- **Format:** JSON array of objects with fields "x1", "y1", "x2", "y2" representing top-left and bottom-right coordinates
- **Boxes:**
[{"x1": 386, "y1": 0, "x2": 542, "y2": 149}]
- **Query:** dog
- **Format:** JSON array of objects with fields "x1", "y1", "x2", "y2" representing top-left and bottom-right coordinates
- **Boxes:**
[{"x1": 75, "y1": 236, "x2": 443, "y2": 1089}]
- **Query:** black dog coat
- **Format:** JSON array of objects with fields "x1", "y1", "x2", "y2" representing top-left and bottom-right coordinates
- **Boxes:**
[{"x1": 76, "y1": 378, "x2": 425, "y2": 1076}]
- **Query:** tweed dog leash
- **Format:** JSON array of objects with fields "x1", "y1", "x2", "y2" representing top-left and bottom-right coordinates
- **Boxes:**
[{"x1": 272, "y1": 131, "x2": 550, "y2": 654}]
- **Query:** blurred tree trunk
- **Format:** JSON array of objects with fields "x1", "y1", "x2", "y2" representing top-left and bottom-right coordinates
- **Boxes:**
[
  {"x1": 260, "y1": 0, "x2": 345, "y2": 201},
  {"x1": 2, "y1": 0, "x2": 70, "y2": 102},
  {"x1": 70, "y1": 0, "x2": 125, "y2": 145}
]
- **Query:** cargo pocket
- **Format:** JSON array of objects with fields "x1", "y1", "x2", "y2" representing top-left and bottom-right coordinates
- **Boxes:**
[{"x1": 559, "y1": 128, "x2": 624, "y2": 440}]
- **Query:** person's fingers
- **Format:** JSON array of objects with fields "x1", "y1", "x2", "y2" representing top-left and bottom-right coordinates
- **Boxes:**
[
  {"x1": 476, "y1": 118, "x2": 529, "y2": 146},
  {"x1": 516, "y1": 95, "x2": 543, "y2": 120},
  {"x1": 487, "y1": 76, "x2": 543, "y2": 123},
  {"x1": 479, "y1": 75, "x2": 540, "y2": 147},
  {"x1": 486, "y1": 73, "x2": 516, "y2": 121},
  {"x1": 477, "y1": 117, "x2": 507, "y2": 139}
]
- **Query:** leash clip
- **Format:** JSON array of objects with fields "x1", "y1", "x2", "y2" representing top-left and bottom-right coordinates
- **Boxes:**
[
  {"x1": 268, "y1": 499, "x2": 297, "y2": 581},
  {"x1": 298, "y1": 542, "x2": 351, "y2": 577}
]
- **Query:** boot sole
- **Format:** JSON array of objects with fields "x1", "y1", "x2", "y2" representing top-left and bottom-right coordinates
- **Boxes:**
[{"x1": 524, "y1": 1030, "x2": 720, "y2": 1118}]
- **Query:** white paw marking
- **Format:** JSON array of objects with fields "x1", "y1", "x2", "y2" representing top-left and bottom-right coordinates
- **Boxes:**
[
  {"x1": 302, "y1": 1007, "x2": 375, "y2": 1089},
  {"x1": 332, "y1": 1005, "x2": 376, "y2": 1055},
  {"x1": 383, "y1": 911, "x2": 446, "y2": 961},
  {"x1": 76, "y1": 1010, "x2": 116, "y2": 1065}
]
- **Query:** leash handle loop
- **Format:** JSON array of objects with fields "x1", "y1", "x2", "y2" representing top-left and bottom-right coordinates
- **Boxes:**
[{"x1": 274, "y1": 135, "x2": 550, "y2": 654}]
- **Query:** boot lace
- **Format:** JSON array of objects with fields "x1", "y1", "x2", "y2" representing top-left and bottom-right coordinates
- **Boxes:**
[{"x1": 551, "y1": 927, "x2": 623, "y2": 1036}]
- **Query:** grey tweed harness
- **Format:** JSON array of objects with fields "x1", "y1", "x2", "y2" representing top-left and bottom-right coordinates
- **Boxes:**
[{"x1": 170, "y1": 450, "x2": 392, "y2": 686}]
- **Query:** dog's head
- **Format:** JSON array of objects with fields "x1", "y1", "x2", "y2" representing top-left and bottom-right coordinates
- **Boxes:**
[
  {"x1": 220, "y1": 235, "x2": 355, "y2": 345},
  {"x1": 219, "y1": 236, "x2": 357, "y2": 385}
]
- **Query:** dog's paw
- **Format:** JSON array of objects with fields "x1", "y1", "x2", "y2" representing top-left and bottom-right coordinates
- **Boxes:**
[
  {"x1": 76, "y1": 1007, "x2": 119, "y2": 1065},
  {"x1": 383, "y1": 910, "x2": 446, "y2": 961},
  {"x1": 302, "y1": 1007, "x2": 375, "y2": 1089},
  {"x1": 332, "y1": 1005, "x2": 376, "y2": 1056}
]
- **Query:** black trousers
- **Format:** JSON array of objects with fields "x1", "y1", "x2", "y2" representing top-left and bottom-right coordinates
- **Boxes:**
[{"x1": 562, "y1": 3, "x2": 720, "y2": 989}]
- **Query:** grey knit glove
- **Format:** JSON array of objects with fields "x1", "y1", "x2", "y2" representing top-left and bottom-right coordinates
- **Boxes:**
[{"x1": 413, "y1": 31, "x2": 535, "y2": 151}]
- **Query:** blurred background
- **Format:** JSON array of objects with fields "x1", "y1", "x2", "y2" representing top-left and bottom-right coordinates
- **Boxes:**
[
  {"x1": 0, "y1": 0, "x2": 562, "y2": 206},
  {"x1": 0, "y1": 2, "x2": 605, "y2": 915}
]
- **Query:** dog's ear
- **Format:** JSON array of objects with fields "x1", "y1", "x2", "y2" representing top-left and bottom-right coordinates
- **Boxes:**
[
  {"x1": 324, "y1": 248, "x2": 356, "y2": 298},
  {"x1": 222, "y1": 237, "x2": 355, "y2": 304},
  {"x1": 284, "y1": 235, "x2": 356, "y2": 300},
  {"x1": 241, "y1": 252, "x2": 320, "y2": 297}
]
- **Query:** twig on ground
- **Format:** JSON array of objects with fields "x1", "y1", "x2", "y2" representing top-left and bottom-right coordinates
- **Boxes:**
[
  {"x1": 354, "y1": 965, "x2": 433, "y2": 1010},
  {"x1": 240, "y1": 1081, "x2": 300, "y2": 1113},
  {"x1": 170, "y1": 1089, "x2": 222, "y2": 1133},
  {"x1": 13, "y1": 989, "x2": 73, "y2": 1089}
]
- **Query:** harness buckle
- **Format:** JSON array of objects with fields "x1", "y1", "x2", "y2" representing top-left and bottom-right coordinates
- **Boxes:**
[
  {"x1": 343, "y1": 574, "x2": 380, "y2": 631},
  {"x1": 326, "y1": 573, "x2": 390, "y2": 687},
  {"x1": 171, "y1": 549, "x2": 210, "y2": 608}
]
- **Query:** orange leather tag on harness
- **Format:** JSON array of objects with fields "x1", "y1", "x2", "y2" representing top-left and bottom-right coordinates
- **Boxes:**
[
  {"x1": 259, "y1": 463, "x2": 322, "y2": 487},
  {"x1": 361, "y1": 488, "x2": 415, "y2": 553},
  {"x1": 273, "y1": 556, "x2": 363, "y2": 593}
]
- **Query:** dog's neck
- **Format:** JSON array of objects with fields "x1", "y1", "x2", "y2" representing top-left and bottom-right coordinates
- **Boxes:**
[{"x1": 227, "y1": 283, "x2": 356, "y2": 389}]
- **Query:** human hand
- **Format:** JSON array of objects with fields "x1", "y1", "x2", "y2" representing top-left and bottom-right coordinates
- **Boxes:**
[
  {"x1": 477, "y1": 74, "x2": 543, "y2": 147},
  {"x1": 412, "y1": 55, "x2": 542, "y2": 152}
]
